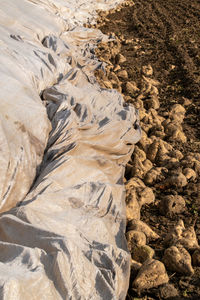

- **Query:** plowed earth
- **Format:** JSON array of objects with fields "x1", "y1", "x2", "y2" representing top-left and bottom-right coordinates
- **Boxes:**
[{"x1": 96, "y1": 0, "x2": 200, "y2": 299}]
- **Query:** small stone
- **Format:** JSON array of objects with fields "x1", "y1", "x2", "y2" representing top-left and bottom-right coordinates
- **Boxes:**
[
  {"x1": 103, "y1": 81, "x2": 113, "y2": 89},
  {"x1": 163, "y1": 245, "x2": 194, "y2": 275},
  {"x1": 169, "y1": 149, "x2": 183, "y2": 160},
  {"x1": 183, "y1": 168, "x2": 196, "y2": 180},
  {"x1": 126, "y1": 193, "x2": 141, "y2": 221},
  {"x1": 167, "y1": 172, "x2": 187, "y2": 187},
  {"x1": 145, "y1": 95, "x2": 160, "y2": 110},
  {"x1": 138, "y1": 187, "x2": 155, "y2": 207},
  {"x1": 192, "y1": 249, "x2": 200, "y2": 266},
  {"x1": 115, "y1": 53, "x2": 126, "y2": 64},
  {"x1": 142, "y1": 64, "x2": 153, "y2": 76},
  {"x1": 181, "y1": 97, "x2": 192, "y2": 106},
  {"x1": 133, "y1": 146, "x2": 146, "y2": 162},
  {"x1": 117, "y1": 69, "x2": 128, "y2": 80},
  {"x1": 132, "y1": 245, "x2": 155, "y2": 263},
  {"x1": 131, "y1": 259, "x2": 142, "y2": 277},
  {"x1": 126, "y1": 230, "x2": 147, "y2": 249},
  {"x1": 159, "y1": 284, "x2": 179, "y2": 299},
  {"x1": 144, "y1": 167, "x2": 165, "y2": 185},
  {"x1": 123, "y1": 81, "x2": 139, "y2": 95},
  {"x1": 127, "y1": 219, "x2": 159, "y2": 241},
  {"x1": 113, "y1": 64, "x2": 121, "y2": 72},
  {"x1": 159, "y1": 195, "x2": 186, "y2": 216},
  {"x1": 147, "y1": 140, "x2": 160, "y2": 162},
  {"x1": 133, "y1": 259, "x2": 169, "y2": 292},
  {"x1": 169, "y1": 104, "x2": 186, "y2": 122}
]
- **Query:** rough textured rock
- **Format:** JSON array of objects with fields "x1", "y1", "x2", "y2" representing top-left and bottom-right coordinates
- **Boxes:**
[
  {"x1": 159, "y1": 284, "x2": 179, "y2": 299},
  {"x1": 127, "y1": 219, "x2": 160, "y2": 241},
  {"x1": 163, "y1": 245, "x2": 194, "y2": 275},
  {"x1": 192, "y1": 249, "x2": 200, "y2": 266},
  {"x1": 126, "y1": 230, "x2": 147, "y2": 248},
  {"x1": 133, "y1": 259, "x2": 169, "y2": 292},
  {"x1": 159, "y1": 195, "x2": 186, "y2": 216},
  {"x1": 131, "y1": 245, "x2": 155, "y2": 263}
]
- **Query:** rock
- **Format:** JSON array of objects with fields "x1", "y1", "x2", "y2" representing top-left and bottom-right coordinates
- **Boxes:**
[
  {"x1": 166, "y1": 172, "x2": 187, "y2": 187},
  {"x1": 131, "y1": 156, "x2": 147, "y2": 178},
  {"x1": 131, "y1": 245, "x2": 155, "y2": 263},
  {"x1": 103, "y1": 80, "x2": 113, "y2": 89},
  {"x1": 126, "y1": 194, "x2": 140, "y2": 221},
  {"x1": 117, "y1": 69, "x2": 128, "y2": 80},
  {"x1": 126, "y1": 177, "x2": 155, "y2": 207},
  {"x1": 137, "y1": 130, "x2": 152, "y2": 152},
  {"x1": 159, "y1": 195, "x2": 186, "y2": 216},
  {"x1": 165, "y1": 122, "x2": 187, "y2": 143},
  {"x1": 126, "y1": 230, "x2": 147, "y2": 249},
  {"x1": 138, "y1": 187, "x2": 155, "y2": 207},
  {"x1": 131, "y1": 259, "x2": 142, "y2": 277},
  {"x1": 133, "y1": 145, "x2": 146, "y2": 162},
  {"x1": 142, "y1": 64, "x2": 153, "y2": 76},
  {"x1": 113, "y1": 64, "x2": 121, "y2": 72},
  {"x1": 146, "y1": 140, "x2": 160, "y2": 162},
  {"x1": 133, "y1": 259, "x2": 169, "y2": 292},
  {"x1": 144, "y1": 167, "x2": 165, "y2": 185},
  {"x1": 163, "y1": 245, "x2": 194, "y2": 275},
  {"x1": 169, "y1": 104, "x2": 186, "y2": 122},
  {"x1": 123, "y1": 81, "x2": 139, "y2": 95},
  {"x1": 142, "y1": 159, "x2": 153, "y2": 173},
  {"x1": 177, "y1": 226, "x2": 199, "y2": 251},
  {"x1": 192, "y1": 249, "x2": 200, "y2": 266},
  {"x1": 169, "y1": 149, "x2": 183, "y2": 160},
  {"x1": 115, "y1": 53, "x2": 126, "y2": 64},
  {"x1": 164, "y1": 220, "x2": 199, "y2": 251},
  {"x1": 159, "y1": 284, "x2": 179, "y2": 299},
  {"x1": 144, "y1": 95, "x2": 160, "y2": 110},
  {"x1": 127, "y1": 219, "x2": 159, "y2": 241},
  {"x1": 183, "y1": 168, "x2": 196, "y2": 180}
]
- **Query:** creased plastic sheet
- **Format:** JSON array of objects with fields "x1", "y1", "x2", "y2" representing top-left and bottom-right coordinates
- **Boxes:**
[{"x1": 0, "y1": 0, "x2": 141, "y2": 299}]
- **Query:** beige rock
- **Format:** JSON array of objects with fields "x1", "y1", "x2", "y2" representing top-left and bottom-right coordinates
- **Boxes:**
[
  {"x1": 133, "y1": 259, "x2": 169, "y2": 292},
  {"x1": 159, "y1": 195, "x2": 186, "y2": 216},
  {"x1": 142, "y1": 159, "x2": 153, "y2": 173},
  {"x1": 192, "y1": 249, "x2": 200, "y2": 266},
  {"x1": 169, "y1": 149, "x2": 183, "y2": 160},
  {"x1": 117, "y1": 69, "x2": 128, "y2": 80},
  {"x1": 159, "y1": 284, "x2": 179, "y2": 299},
  {"x1": 163, "y1": 245, "x2": 194, "y2": 275},
  {"x1": 127, "y1": 219, "x2": 159, "y2": 241},
  {"x1": 183, "y1": 168, "x2": 196, "y2": 180},
  {"x1": 123, "y1": 81, "x2": 139, "y2": 95},
  {"x1": 138, "y1": 187, "x2": 155, "y2": 207},
  {"x1": 169, "y1": 104, "x2": 186, "y2": 122},
  {"x1": 142, "y1": 64, "x2": 153, "y2": 76},
  {"x1": 165, "y1": 171, "x2": 187, "y2": 187},
  {"x1": 144, "y1": 167, "x2": 165, "y2": 185},
  {"x1": 134, "y1": 145, "x2": 146, "y2": 162},
  {"x1": 115, "y1": 53, "x2": 126, "y2": 64},
  {"x1": 132, "y1": 245, "x2": 155, "y2": 263},
  {"x1": 146, "y1": 140, "x2": 160, "y2": 162},
  {"x1": 145, "y1": 95, "x2": 160, "y2": 110},
  {"x1": 126, "y1": 230, "x2": 147, "y2": 249},
  {"x1": 126, "y1": 193, "x2": 141, "y2": 221},
  {"x1": 103, "y1": 81, "x2": 113, "y2": 89},
  {"x1": 164, "y1": 220, "x2": 199, "y2": 251},
  {"x1": 131, "y1": 259, "x2": 142, "y2": 271}
]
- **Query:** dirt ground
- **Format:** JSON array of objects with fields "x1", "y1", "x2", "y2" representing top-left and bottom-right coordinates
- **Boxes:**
[{"x1": 95, "y1": 0, "x2": 200, "y2": 299}]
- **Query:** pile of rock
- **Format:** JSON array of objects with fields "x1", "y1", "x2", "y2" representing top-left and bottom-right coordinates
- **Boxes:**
[{"x1": 94, "y1": 12, "x2": 200, "y2": 297}]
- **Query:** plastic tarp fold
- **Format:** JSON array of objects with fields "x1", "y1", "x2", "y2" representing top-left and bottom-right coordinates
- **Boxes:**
[{"x1": 0, "y1": 0, "x2": 141, "y2": 299}]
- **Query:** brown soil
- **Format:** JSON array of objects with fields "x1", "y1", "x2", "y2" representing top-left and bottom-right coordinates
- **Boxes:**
[{"x1": 95, "y1": 0, "x2": 200, "y2": 299}]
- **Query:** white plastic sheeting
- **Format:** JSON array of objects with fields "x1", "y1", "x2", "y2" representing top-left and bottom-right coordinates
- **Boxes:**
[{"x1": 0, "y1": 0, "x2": 141, "y2": 299}]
